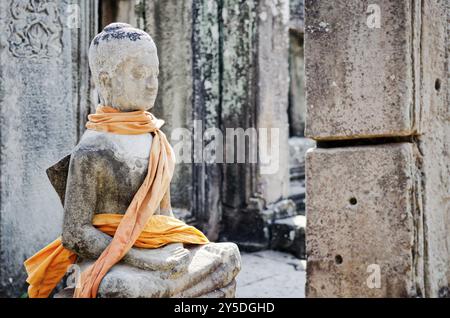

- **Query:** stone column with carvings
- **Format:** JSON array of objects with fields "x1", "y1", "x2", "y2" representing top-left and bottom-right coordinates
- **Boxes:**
[{"x1": 0, "y1": 0, "x2": 98, "y2": 297}]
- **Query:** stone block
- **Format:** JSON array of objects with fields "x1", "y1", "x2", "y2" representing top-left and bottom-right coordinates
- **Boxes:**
[
  {"x1": 305, "y1": 0, "x2": 419, "y2": 139},
  {"x1": 306, "y1": 143, "x2": 424, "y2": 297}
]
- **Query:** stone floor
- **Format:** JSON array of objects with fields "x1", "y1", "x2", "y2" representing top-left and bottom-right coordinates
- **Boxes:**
[{"x1": 235, "y1": 250, "x2": 306, "y2": 298}]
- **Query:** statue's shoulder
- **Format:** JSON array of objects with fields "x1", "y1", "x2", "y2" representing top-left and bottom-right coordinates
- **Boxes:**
[
  {"x1": 69, "y1": 131, "x2": 121, "y2": 168},
  {"x1": 74, "y1": 130, "x2": 118, "y2": 154},
  {"x1": 46, "y1": 131, "x2": 117, "y2": 203},
  {"x1": 72, "y1": 130, "x2": 152, "y2": 166}
]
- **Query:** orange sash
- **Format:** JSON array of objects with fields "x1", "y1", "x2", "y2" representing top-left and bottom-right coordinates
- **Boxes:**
[{"x1": 24, "y1": 106, "x2": 209, "y2": 298}]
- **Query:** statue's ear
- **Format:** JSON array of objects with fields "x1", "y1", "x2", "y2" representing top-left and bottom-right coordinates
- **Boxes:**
[
  {"x1": 46, "y1": 154, "x2": 71, "y2": 206},
  {"x1": 98, "y1": 71, "x2": 112, "y2": 105}
]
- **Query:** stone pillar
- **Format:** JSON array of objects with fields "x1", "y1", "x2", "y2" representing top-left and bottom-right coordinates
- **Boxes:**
[
  {"x1": 305, "y1": 0, "x2": 449, "y2": 297},
  {"x1": 144, "y1": 1, "x2": 293, "y2": 247},
  {"x1": 288, "y1": 0, "x2": 305, "y2": 137},
  {"x1": 219, "y1": 0, "x2": 293, "y2": 250},
  {"x1": 0, "y1": 0, "x2": 98, "y2": 297},
  {"x1": 191, "y1": 0, "x2": 222, "y2": 240},
  {"x1": 145, "y1": 0, "x2": 196, "y2": 223},
  {"x1": 100, "y1": 0, "x2": 145, "y2": 31}
]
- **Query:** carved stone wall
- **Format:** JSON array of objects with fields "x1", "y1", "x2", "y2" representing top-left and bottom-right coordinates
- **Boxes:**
[{"x1": 0, "y1": 0, "x2": 98, "y2": 297}]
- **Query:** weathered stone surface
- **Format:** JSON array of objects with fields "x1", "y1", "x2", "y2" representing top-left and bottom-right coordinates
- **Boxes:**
[
  {"x1": 100, "y1": 0, "x2": 144, "y2": 30},
  {"x1": 289, "y1": 138, "x2": 315, "y2": 178},
  {"x1": 221, "y1": 0, "x2": 292, "y2": 251},
  {"x1": 288, "y1": 30, "x2": 305, "y2": 137},
  {"x1": 89, "y1": 23, "x2": 159, "y2": 111},
  {"x1": 223, "y1": 198, "x2": 297, "y2": 252},
  {"x1": 306, "y1": 143, "x2": 423, "y2": 297},
  {"x1": 0, "y1": 0, "x2": 96, "y2": 297},
  {"x1": 220, "y1": 0, "x2": 258, "y2": 213},
  {"x1": 289, "y1": 0, "x2": 304, "y2": 32},
  {"x1": 145, "y1": 0, "x2": 194, "y2": 212},
  {"x1": 271, "y1": 215, "x2": 306, "y2": 259},
  {"x1": 305, "y1": 0, "x2": 419, "y2": 140},
  {"x1": 415, "y1": 0, "x2": 450, "y2": 297},
  {"x1": 288, "y1": 0, "x2": 305, "y2": 137},
  {"x1": 191, "y1": 0, "x2": 222, "y2": 240},
  {"x1": 288, "y1": 137, "x2": 315, "y2": 211},
  {"x1": 46, "y1": 155, "x2": 71, "y2": 206},
  {"x1": 59, "y1": 23, "x2": 241, "y2": 298},
  {"x1": 60, "y1": 130, "x2": 171, "y2": 267},
  {"x1": 56, "y1": 243, "x2": 240, "y2": 298},
  {"x1": 255, "y1": 0, "x2": 290, "y2": 204},
  {"x1": 305, "y1": 0, "x2": 449, "y2": 298}
]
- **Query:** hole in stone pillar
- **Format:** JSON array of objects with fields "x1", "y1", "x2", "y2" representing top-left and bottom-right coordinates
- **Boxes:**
[
  {"x1": 335, "y1": 255, "x2": 343, "y2": 265},
  {"x1": 349, "y1": 197, "x2": 357, "y2": 205},
  {"x1": 435, "y1": 79, "x2": 441, "y2": 91}
]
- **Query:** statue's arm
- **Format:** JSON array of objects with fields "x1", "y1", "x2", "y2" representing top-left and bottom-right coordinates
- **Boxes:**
[{"x1": 60, "y1": 150, "x2": 154, "y2": 268}]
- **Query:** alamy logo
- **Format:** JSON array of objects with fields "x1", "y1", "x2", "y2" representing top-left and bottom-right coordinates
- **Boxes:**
[
  {"x1": 366, "y1": 264, "x2": 381, "y2": 289},
  {"x1": 171, "y1": 121, "x2": 282, "y2": 175},
  {"x1": 366, "y1": 4, "x2": 381, "y2": 29}
]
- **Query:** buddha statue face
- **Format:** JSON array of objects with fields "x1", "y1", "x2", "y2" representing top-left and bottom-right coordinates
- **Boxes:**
[{"x1": 89, "y1": 23, "x2": 159, "y2": 111}]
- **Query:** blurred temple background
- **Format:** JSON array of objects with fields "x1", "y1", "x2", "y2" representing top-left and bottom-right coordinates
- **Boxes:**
[{"x1": 0, "y1": 0, "x2": 311, "y2": 296}]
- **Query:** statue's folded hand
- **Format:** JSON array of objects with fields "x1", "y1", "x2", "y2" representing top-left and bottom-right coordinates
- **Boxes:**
[{"x1": 124, "y1": 243, "x2": 190, "y2": 276}]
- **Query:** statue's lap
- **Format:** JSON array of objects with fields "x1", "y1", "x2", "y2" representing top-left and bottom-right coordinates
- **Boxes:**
[{"x1": 57, "y1": 242, "x2": 240, "y2": 298}]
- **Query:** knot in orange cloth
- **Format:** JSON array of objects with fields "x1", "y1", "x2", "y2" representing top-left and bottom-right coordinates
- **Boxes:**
[{"x1": 24, "y1": 105, "x2": 209, "y2": 298}]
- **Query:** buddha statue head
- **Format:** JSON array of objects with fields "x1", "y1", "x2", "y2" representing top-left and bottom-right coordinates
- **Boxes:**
[{"x1": 88, "y1": 23, "x2": 159, "y2": 111}]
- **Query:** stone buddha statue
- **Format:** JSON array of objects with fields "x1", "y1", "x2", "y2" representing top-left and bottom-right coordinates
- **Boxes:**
[{"x1": 40, "y1": 23, "x2": 240, "y2": 298}]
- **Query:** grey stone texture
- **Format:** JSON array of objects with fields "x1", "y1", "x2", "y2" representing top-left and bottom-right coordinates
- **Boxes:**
[
  {"x1": 144, "y1": 0, "x2": 297, "y2": 250},
  {"x1": 0, "y1": 0, "x2": 97, "y2": 297},
  {"x1": 305, "y1": 0, "x2": 450, "y2": 297},
  {"x1": 288, "y1": 137, "x2": 314, "y2": 211},
  {"x1": 271, "y1": 215, "x2": 306, "y2": 260},
  {"x1": 56, "y1": 20, "x2": 242, "y2": 297},
  {"x1": 145, "y1": 0, "x2": 195, "y2": 214},
  {"x1": 305, "y1": 0, "x2": 419, "y2": 140},
  {"x1": 306, "y1": 143, "x2": 423, "y2": 297},
  {"x1": 255, "y1": 0, "x2": 290, "y2": 205},
  {"x1": 191, "y1": 0, "x2": 222, "y2": 240},
  {"x1": 416, "y1": 0, "x2": 450, "y2": 297},
  {"x1": 0, "y1": 0, "x2": 305, "y2": 297},
  {"x1": 56, "y1": 242, "x2": 240, "y2": 298},
  {"x1": 288, "y1": 31, "x2": 306, "y2": 137},
  {"x1": 220, "y1": 0, "x2": 294, "y2": 250}
]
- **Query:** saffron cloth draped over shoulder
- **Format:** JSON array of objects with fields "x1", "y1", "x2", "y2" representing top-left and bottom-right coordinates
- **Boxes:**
[{"x1": 24, "y1": 106, "x2": 209, "y2": 298}]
